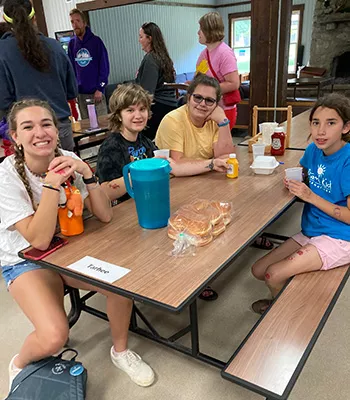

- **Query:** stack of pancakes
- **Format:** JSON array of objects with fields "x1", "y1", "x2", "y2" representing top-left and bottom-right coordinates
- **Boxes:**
[{"x1": 168, "y1": 199, "x2": 232, "y2": 246}]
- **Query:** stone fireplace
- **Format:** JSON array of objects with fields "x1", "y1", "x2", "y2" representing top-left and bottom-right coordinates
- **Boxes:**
[
  {"x1": 310, "y1": 0, "x2": 350, "y2": 81},
  {"x1": 331, "y1": 51, "x2": 350, "y2": 82}
]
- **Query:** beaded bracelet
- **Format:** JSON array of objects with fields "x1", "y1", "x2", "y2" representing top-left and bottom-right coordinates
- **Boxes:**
[{"x1": 43, "y1": 184, "x2": 60, "y2": 193}]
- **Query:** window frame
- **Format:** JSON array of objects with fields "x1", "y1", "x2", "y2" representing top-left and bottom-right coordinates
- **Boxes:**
[{"x1": 228, "y1": 4, "x2": 304, "y2": 74}]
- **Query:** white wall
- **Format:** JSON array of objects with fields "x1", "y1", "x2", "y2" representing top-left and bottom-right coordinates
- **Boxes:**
[
  {"x1": 90, "y1": 3, "x2": 212, "y2": 83},
  {"x1": 41, "y1": 0, "x2": 315, "y2": 74},
  {"x1": 42, "y1": 0, "x2": 91, "y2": 39}
]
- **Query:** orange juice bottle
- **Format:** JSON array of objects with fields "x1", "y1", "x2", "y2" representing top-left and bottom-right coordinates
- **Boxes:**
[{"x1": 227, "y1": 153, "x2": 239, "y2": 179}]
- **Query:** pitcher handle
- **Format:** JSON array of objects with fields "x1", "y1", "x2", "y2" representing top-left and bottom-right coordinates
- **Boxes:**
[
  {"x1": 165, "y1": 160, "x2": 172, "y2": 174},
  {"x1": 122, "y1": 163, "x2": 134, "y2": 199}
]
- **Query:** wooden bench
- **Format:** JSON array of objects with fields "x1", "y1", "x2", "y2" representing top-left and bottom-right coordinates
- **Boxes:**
[{"x1": 222, "y1": 265, "x2": 350, "y2": 400}]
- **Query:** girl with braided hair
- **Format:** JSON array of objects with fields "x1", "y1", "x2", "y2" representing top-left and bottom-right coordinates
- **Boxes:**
[
  {"x1": 0, "y1": 100, "x2": 155, "y2": 392},
  {"x1": 0, "y1": 0, "x2": 78, "y2": 151}
]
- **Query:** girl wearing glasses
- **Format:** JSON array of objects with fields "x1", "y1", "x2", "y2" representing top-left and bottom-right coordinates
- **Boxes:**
[{"x1": 156, "y1": 73, "x2": 235, "y2": 169}]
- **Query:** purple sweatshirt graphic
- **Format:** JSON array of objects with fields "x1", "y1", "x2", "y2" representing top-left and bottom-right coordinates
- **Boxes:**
[{"x1": 68, "y1": 27, "x2": 110, "y2": 94}]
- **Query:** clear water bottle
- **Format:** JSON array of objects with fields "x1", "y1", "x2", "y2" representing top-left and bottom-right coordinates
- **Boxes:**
[{"x1": 86, "y1": 99, "x2": 99, "y2": 129}]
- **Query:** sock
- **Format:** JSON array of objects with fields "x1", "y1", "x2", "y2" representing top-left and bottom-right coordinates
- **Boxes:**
[
  {"x1": 112, "y1": 348, "x2": 127, "y2": 357},
  {"x1": 11, "y1": 356, "x2": 22, "y2": 372}
]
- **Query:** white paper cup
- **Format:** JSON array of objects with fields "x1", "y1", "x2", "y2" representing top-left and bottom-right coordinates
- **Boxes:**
[
  {"x1": 153, "y1": 149, "x2": 170, "y2": 159},
  {"x1": 252, "y1": 143, "x2": 266, "y2": 159},
  {"x1": 285, "y1": 167, "x2": 303, "y2": 181},
  {"x1": 259, "y1": 122, "x2": 278, "y2": 145}
]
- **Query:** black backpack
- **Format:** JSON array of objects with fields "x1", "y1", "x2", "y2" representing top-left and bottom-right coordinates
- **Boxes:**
[{"x1": 6, "y1": 349, "x2": 87, "y2": 400}]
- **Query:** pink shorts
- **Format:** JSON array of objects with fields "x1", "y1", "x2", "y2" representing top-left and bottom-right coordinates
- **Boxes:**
[{"x1": 292, "y1": 232, "x2": 350, "y2": 271}]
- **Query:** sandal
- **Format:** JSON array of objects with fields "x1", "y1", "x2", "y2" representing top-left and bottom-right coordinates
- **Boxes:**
[
  {"x1": 251, "y1": 235, "x2": 274, "y2": 250},
  {"x1": 199, "y1": 286, "x2": 218, "y2": 301},
  {"x1": 251, "y1": 299, "x2": 273, "y2": 315}
]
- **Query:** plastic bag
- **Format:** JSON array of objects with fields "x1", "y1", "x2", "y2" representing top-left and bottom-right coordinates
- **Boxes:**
[
  {"x1": 168, "y1": 209, "x2": 213, "y2": 246},
  {"x1": 167, "y1": 199, "x2": 233, "y2": 247},
  {"x1": 171, "y1": 232, "x2": 196, "y2": 257}
]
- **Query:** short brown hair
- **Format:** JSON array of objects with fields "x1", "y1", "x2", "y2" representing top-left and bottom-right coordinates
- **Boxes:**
[
  {"x1": 108, "y1": 84, "x2": 153, "y2": 132},
  {"x1": 69, "y1": 8, "x2": 87, "y2": 23},
  {"x1": 199, "y1": 12, "x2": 225, "y2": 43},
  {"x1": 187, "y1": 73, "x2": 222, "y2": 103}
]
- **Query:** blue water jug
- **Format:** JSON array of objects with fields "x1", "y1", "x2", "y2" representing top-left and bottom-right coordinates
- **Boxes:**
[{"x1": 123, "y1": 158, "x2": 172, "y2": 229}]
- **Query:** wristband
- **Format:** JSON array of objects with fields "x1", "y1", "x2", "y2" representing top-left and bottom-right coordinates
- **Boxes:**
[
  {"x1": 208, "y1": 159, "x2": 214, "y2": 171},
  {"x1": 43, "y1": 184, "x2": 60, "y2": 193},
  {"x1": 83, "y1": 174, "x2": 98, "y2": 185},
  {"x1": 217, "y1": 118, "x2": 230, "y2": 127}
]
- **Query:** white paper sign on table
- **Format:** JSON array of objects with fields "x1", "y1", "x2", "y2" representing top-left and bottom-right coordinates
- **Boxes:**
[{"x1": 67, "y1": 256, "x2": 130, "y2": 284}]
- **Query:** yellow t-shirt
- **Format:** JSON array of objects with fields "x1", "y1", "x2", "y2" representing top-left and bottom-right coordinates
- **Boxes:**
[{"x1": 155, "y1": 105, "x2": 219, "y2": 160}]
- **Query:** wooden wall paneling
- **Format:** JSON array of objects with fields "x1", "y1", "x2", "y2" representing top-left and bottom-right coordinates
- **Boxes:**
[
  {"x1": 276, "y1": 0, "x2": 292, "y2": 122},
  {"x1": 250, "y1": 0, "x2": 292, "y2": 130}
]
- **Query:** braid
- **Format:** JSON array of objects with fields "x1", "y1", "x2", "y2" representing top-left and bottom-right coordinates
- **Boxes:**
[
  {"x1": 13, "y1": 144, "x2": 36, "y2": 210},
  {"x1": 55, "y1": 147, "x2": 62, "y2": 158}
]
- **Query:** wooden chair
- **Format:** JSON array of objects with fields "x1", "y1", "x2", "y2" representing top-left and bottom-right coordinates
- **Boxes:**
[
  {"x1": 239, "y1": 72, "x2": 250, "y2": 83},
  {"x1": 163, "y1": 82, "x2": 189, "y2": 99},
  {"x1": 249, "y1": 105, "x2": 292, "y2": 151}
]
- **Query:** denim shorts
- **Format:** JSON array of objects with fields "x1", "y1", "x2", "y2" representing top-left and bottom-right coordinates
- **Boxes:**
[{"x1": 1, "y1": 261, "x2": 43, "y2": 288}]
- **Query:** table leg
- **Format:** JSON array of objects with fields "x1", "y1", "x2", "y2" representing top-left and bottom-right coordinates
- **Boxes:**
[{"x1": 189, "y1": 300, "x2": 199, "y2": 357}]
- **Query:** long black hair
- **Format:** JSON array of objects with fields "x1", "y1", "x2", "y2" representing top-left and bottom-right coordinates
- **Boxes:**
[
  {"x1": 0, "y1": 22, "x2": 11, "y2": 39},
  {"x1": 3, "y1": 0, "x2": 50, "y2": 72},
  {"x1": 141, "y1": 22, "x2": 175, "y2": 83}
]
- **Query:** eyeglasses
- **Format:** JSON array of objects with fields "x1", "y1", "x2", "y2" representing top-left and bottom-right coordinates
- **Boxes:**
[{"x1": 191, "y1": 94, "x2": 217, "y2": 107}]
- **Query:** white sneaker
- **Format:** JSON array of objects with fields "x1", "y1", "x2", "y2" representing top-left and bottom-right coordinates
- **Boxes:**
[
  {"x1": 110, "y1": 347, "x2": 155, "y2": 387},
  {"x1": 9, "y1": 354, "x2": 22, "y2": 392}
]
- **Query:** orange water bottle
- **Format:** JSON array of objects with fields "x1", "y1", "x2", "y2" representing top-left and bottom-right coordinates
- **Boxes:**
[
  {"x1": 227, "y1": 153, "x2": 239, "y2": 179},
  {"x1": 58, "y1": 185, "x2": 84, "y2": 236}
]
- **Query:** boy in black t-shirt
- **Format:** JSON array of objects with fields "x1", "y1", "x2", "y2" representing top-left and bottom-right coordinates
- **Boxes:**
[{"x1": 96, "y1": 83, "x2": 157, "y2": 202}]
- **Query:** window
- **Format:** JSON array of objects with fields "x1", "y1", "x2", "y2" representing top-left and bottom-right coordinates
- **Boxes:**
[{"x1": 229, "y1": 6, "x2": 304, "y2": 74}]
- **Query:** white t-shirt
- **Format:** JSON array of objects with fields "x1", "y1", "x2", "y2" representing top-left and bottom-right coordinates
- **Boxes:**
[{"x1": 0, "y1": 150, "x2": 89, "y2": 266}]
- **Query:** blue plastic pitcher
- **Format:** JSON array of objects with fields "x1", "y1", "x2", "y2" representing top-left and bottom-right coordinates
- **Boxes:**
[{"x1": 123, "y1": 158, "x2": 172, "y2": 229}]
